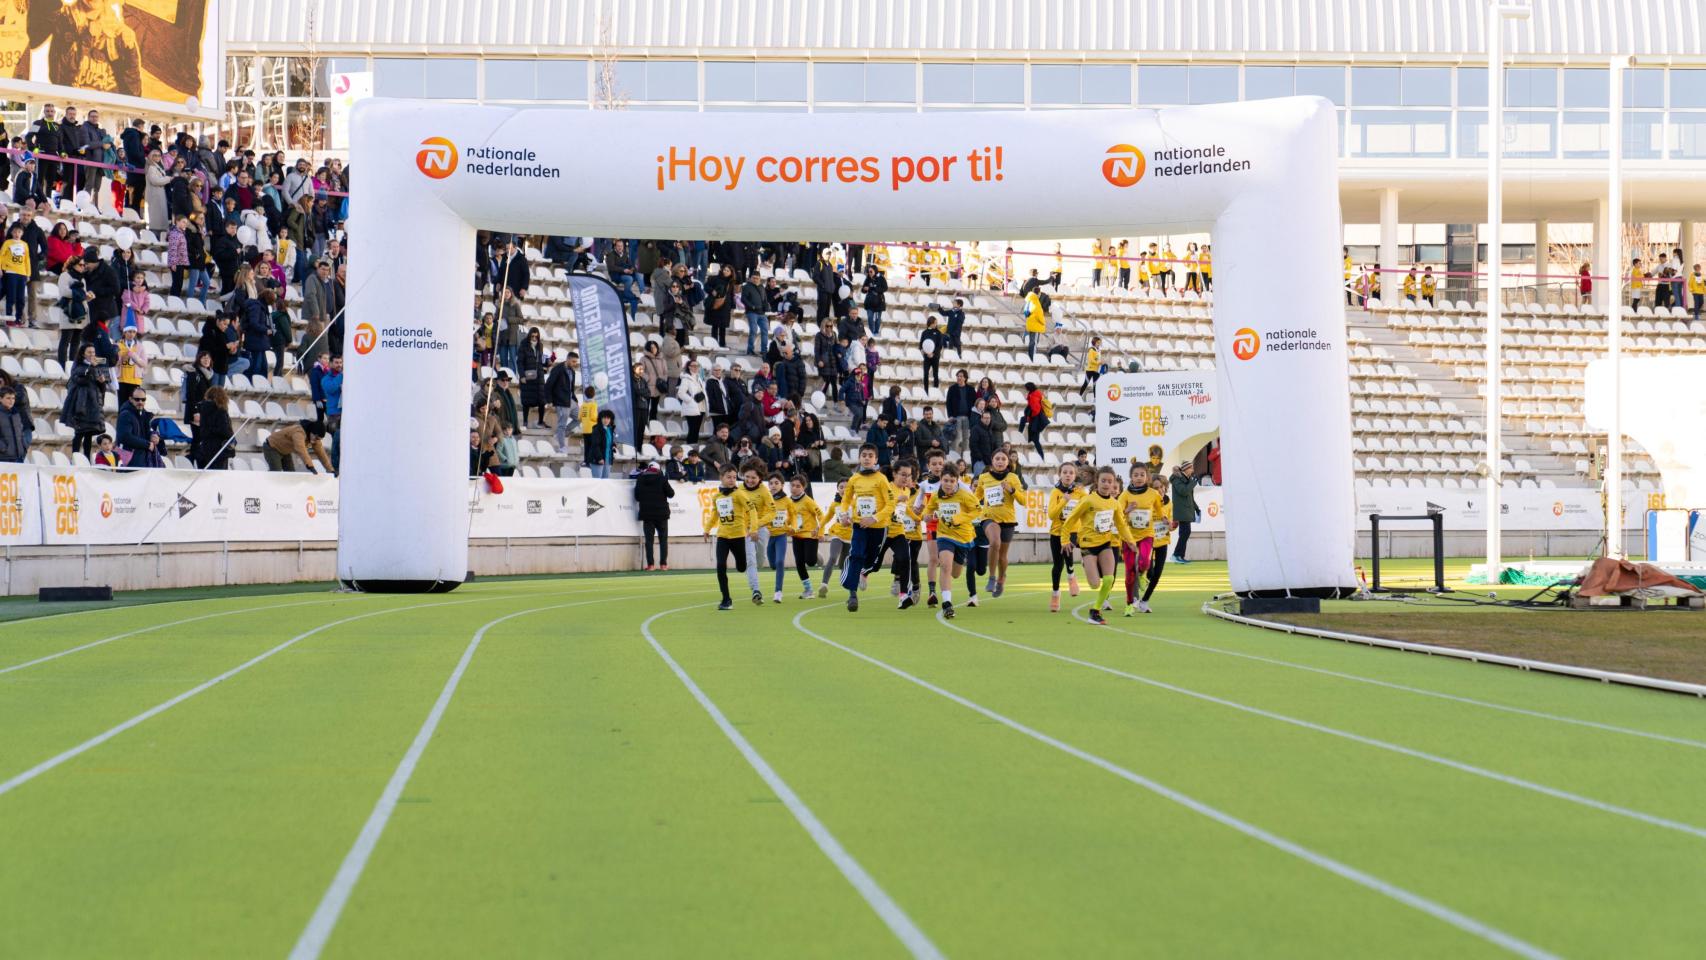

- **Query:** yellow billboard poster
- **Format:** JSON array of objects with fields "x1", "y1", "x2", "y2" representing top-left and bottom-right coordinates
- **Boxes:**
[{"x1": 2, "y1": 0, "x2": 219, "y2": 116}]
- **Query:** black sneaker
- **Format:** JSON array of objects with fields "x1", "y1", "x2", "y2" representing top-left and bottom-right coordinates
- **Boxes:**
[
  {"x1": 751, "y1": 591, "x2": 764, "y2": 606},
  {"x1": 847, "y1": 594, "x2": 859, "y2": 612},
  {"x1": 717, "y1": 600, "x2": 733, "y2": 611},
  {"x1": 1088, "y1": 609, "x2": 1106, "y2": 625},
  {"x1": 899, "y1": 595, "x2": 916, "y2": 610},
  {"x1": 942, "y1": 601, "x2": 955, "y2": 620},
  {"x1": 927, "y1": 592, "x2": 939, "y2": 608}
]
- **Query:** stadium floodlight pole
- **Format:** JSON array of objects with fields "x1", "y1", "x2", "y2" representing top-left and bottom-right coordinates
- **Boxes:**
[
  {"x1": 1484, "y1": 0, "x2": 1530, "y2": 583},
  {"x1": 1606, "y1": 57, "x2": 1627, "y2": 558}
]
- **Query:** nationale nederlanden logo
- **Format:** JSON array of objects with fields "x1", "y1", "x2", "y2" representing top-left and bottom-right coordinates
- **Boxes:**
[
  {"x1": 1101, "y1": 144, "x2": 1146, "y2": 187},
  {"x1": 416, "y1": 137, "x2": 458, "y2": 179},
  {"x1": 352, "y1": 323, "x2": 378, "y2": 355},
  {"x1": 1106, "y1": 383, "x2": 1122, "y2": 402},
  {"x1": 1232, "y1": 327, "x2": 1261, "y2": 361},
  {"x1": 306, "y1": 496, "x2": 319, "y2": 519}
]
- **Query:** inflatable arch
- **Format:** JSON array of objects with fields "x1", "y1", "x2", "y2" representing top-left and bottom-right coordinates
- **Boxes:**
[{"x1": 339, "y1": 98, "x2": 1355, "y2": 596}]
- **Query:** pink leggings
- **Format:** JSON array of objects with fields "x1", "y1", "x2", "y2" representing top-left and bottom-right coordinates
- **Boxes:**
[{"x1": 1123, "y1": 538, "x2": 1154, "y2": 603}]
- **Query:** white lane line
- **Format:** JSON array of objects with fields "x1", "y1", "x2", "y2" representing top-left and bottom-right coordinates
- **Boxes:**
[
  {"x1": 289, "y1": 591, "x2": 689, "y2": 960},
  {"x1": 0, "y1": 597, "x2": 356, "y2": 676},
  {"x1": 791, "y1": 606, "x2": 1555, "y2": 960},
  {"x1": 951, "y1": 606, "x2": 1706, "y2": 843},
  {"x1": 0, "y1": 595, "x2": 501, "y2": 799},
  {"x1": 1088, "y1": 609, "x2": 1706, "y2": 751},
  {"x1": 642, "y1": 604, "x2": 946, "y2": 960}
]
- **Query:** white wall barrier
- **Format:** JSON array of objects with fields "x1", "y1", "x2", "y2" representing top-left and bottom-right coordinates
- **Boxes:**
[{"x1": 0, "y1": 464, "x2": 1632, "y2": 550}]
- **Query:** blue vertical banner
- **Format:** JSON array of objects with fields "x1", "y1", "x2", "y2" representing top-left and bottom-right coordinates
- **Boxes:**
[{"x1": 567, "y1": 273, "x2": 636, "y2": 448}]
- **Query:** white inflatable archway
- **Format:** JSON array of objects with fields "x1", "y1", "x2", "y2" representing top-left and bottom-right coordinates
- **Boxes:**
[{"x1": 339, "y1": 97, "x2": 1355, "y2": 596}]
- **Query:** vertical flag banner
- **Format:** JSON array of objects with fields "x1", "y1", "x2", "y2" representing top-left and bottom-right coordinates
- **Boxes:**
[
  {"x1": 329, "y1": 72, "x2": 374, "y2": 150},
  {"x1": 567, "y1": 273, "x2": 636, "y2": 449}
]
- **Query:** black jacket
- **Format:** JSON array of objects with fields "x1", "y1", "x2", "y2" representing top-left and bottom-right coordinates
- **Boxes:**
[
  {"x1": 544, "y1": 361, "x2": 578, "y2": 407},
  {"x1": 945, "y1": 383, "x2": 977, "y2": 419},
  {"x1": 633, "y1": 470, "x2": 675, "y2": 522},
  {"x1": 0, "y1": 407, "x2": 26, "y2": 462},
  {"x1": 970, "y1": 421, "x2": 999, "y2": 468}
]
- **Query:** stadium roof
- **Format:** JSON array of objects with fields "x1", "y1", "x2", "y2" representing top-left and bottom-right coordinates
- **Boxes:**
[{"x1": 232, "y1": 0, "x2": 1705, "y2": 59}]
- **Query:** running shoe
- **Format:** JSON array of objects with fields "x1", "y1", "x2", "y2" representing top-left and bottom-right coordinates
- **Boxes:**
[
  {"x1": 751, "y1": 591, "x2": 764, "y2": 606},
  {"x1": 717, "y1": 600, "x2": 733, "y2": 611},
  {"x1": 992, "y1": 580, "x2": 1004, "y2": 598},
  {"x1": 800, "y1": 587, "x2": 816, "y2": 600},
  {"x1": 967, "y1": 596, "x2": 980, "y2": 608},
  {"x1": 1049, "y1": 595, "x2": 1061, "y2": 613},
  {"x1": 1088, "y1": 609, "x2": 1106, "y2": 625},
  {"x1": 898, "y1": 594, "x2": 915, "y2": 610},
  {"x1": 847, "y1": 595, "x2": 859, "y2": 612},
  {"x1": 942, "y1": 601, "x2": 956, "y2": 620},
  {"x1": 661, "y1": 564, "x2": 670, "y2": 570},
  {"x1": 985, "y1": 575, "x2": 997, "y2": 594},
  {"x1": 817, "y1": 585, "x2": 829, "y2": 599},
  {"x1": 1173, "y1": 557, "x2": 1189, "y2": 565},
  {"x1": 860, "y1": 573, "x2": 869, "y2": 591},
  {"x1": 1139, "y1": 600, "x2": 1152, "y2": 614},
  {"x1": 1124, "y1": 603, "x2": 1136, "y2": 618},
  {"x1": 927, "y1": 593, "x2": 939, "y2": 608},
  {"x1": 890, "y1": 581, "x2": 901, "y2": 596},
  {"x1": 772, "y1": 591, "x2": 783, "y2": 604},
  {"x1": 1068, "y1": 575, "x2": 1080, "y2": 597}
]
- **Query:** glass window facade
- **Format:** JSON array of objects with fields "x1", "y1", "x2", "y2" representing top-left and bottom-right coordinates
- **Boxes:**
[{"x1": 218, "y1": 56, "x2": 1706, "y2": 162}]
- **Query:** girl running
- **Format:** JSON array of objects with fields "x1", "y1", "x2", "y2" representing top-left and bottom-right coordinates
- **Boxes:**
[
  {"x1": 703, "y1": 465, "x2": 756, "y2": 610},
  {"x1": 975, "y1": 449, "x2": 1024, "y2": 597},
  {"x1": 765, "y1": 472, "x2": 792, "y2": 603},
  {"x1": 1119, "y1": 463, "x2": 1164, "y2": 616},
  {"x1": 818, "y1": 480, "x2": 852, "y2": 598},
  {"x1": 1141, "y1": 474, "x2": 1172, "y2": 611},
  {"x1": 922, "y1": 464, "x2": 983, "y2": 620},
  {"x1": 1046, "y1": 461, "x2": 1084, "y2": 613},
  {"x1": 1063, "y1": 466, "x2": 1138, "y2": 625},
  {"x1": 736, "y1": 459, "x2": 775, "y2": 605},
  {"x1": 874, "y1": 459, "x2": 923, "y2": 608},
  {"x1": 788, "y1": 475, "x2": 823, "y2": 599}
]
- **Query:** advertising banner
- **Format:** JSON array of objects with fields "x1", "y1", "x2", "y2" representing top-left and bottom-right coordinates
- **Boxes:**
[
  {"x1": 0, "y1": 0, "x2": 222, "y2": 118},
  {"x1": 1092, "y1": 370, "x2": 1219, "y2": 475},
  {"x1": 567, "y1": 273, "x2": 636, "y2": 447},
  {"x1": 328, "y1": 71, "x2": 374, "y2": 150},
  {"x1": 36, "y1": 467, "x2": 338, "y2": 546},
  {"x1": 0, "y1": 462, "x2": 44, "y2": 546}
]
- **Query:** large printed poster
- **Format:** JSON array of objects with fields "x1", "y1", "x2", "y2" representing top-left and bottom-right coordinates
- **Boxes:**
[{"x1": 1093, "y1": 370, "x2": 1220, "y2": 474}]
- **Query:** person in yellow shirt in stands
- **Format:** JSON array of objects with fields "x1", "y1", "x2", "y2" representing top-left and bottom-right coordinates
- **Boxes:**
[
  {"x1": 1046, "y1": 461, "x2": 1084, "y2": 612},
  {"x1": 786, "y1": 474, "x2": 823, "y2": 600},
  {"x1": 975, "y1": 448, "x2": 1025, "y2": 598},
  {"x1": 840, "y1": 442, "x2": 895, "y2": 612},
  {"x1": 1688, "y1": 263, "x2": 1705, "y2": 322},
  {"x1": 1090, "y1": 239, "x2": 1105, "y2": 287},
  {"x1": 1119, "y1": 462, "x2": 1165, "y2": 616},
  {"x1": 818, "y1": 479, "x2": 852, "y2": 599},
  {"x1": 1, "y1": 223, "x2": 31, "y2": 326},
  {"x1": 1420, "y1": 266, "x2": 1438, "y2": 306},
  {"x1": 1402, "y1": 267, "x2": 1420, "y2": 304},
  {"x1": 115, "y1": 324, "x2": 147, "y2": 407},
  {"x1": 922, "y1": 463, "x2": 984, "y2": 619},
  {"x1": 1343, "y1": 247, "x2": 1356, "y2": 306},
  {"x1": 1183, "y1": 241, "x2": 1203, "y2": 296},
  {"x1": 1062, "y1": 465, "x2": 1138, "y2": 625},
  {"x1": 868, "y1": 244, "x2": 891, "y2": 274},
  {"x1": 1079, "y1": 336, "x2": 1103, "y2": 397},
  {"x1": 1116, "y1": 239, "x2": 1131, "y2": 288},
  {"x1": 1136, "y1": 245, "x2": 1152, "y2": 292},
  {"x1": 1050, "y1": 243, "x2": 1064, "y2": 290},
  {"x1": 704, "y1": 464, "x2": 757, "y2": 611},
  {"x1": 1629, "y1": 257, "x2": 1646, "y2": 309},
  {"x1": 1160, "y1": 241, "x2": 1178, "y2": 294},
  {"x1": 763, "y1": 471, "x2": 793, "y2": 603},
  {"x1": 932, "y1": 247, "x2": 952, "y2": 286},
  {"x1": 1200, "y1": 244, "x2": 1213, "y2": 292}
]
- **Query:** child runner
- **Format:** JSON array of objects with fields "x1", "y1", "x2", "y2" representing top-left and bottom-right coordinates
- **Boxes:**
[
  {"x1": 765, "y1": 471, "x2": 792, "y2": 603},
  {"x1": 1119, "y1": 462, "x2": 1164, "y2": 616},
  {"x1": 1063, "y1": 465, "x2": 1137, "y2": 625},
  {"x1": 878, "y1": 458, "x2": 922, "y2": 608},
  {"x1": 1080, "y1": 337, "x2": 1102, "y2": 396},
  {"x1": 819, "y1": 480, "x2": 851, "y2": 598},
  {"x1": 703, "y1": 464, "x2": 755, "y2": 610},
  {"x1": 1046, "y1": 461, "x2": 1084, "y2": 612},
  {"x1": 975, "y1": 448, "x2": 1023, "y2": 597},
  {"x1": 787, "y1": 474, "x2": 822, "y2": 599},
  {"x1": 841, "y1": 443, "x2": 895, "y2": 612},
  {"x1": 919, "y1": 450, "x2": 947, "y2": 606},
  {"x1": 1140, "y1": 473, "x2": 1172, "y2": 611},
  {"x1": 735, "y1": 459, "x2": 774, "y2": 605},
  {"x1": 922, "y1": 464, "x2": 983, "y2": 620}
]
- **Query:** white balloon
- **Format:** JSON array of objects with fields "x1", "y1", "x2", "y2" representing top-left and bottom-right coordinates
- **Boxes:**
[
  {"x1": 837, "y1": 284, "x2": 851, "y2": 299},
  {"x1": 921, "y1": 339, "x2": 936, "y2": 356},
  {"x1": 113, "y1": 226, "x2": 136, "y2": 251},
  {"x1": 593, "y1": 372, "x2": 609, "y2": 390}
]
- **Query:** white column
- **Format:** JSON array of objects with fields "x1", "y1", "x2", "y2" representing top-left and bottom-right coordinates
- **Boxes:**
[
  {"x1": 1606, "y1": 60, "x2": 1625, "y2": 559},
  {"x1": 1534, "y1": 219, "x2": 1550, "y2": 302},
  {"x1": 1378, "y1": 187, "x2": 1401, "y2": 280},
  {"x1": 1682, "y1": 220, "x2": 1698, "y2": 264},
  {"x1": 1485, "y1": 4, "x2": 1507, "y2": 580},
  {"x1": 1591, "y1": 200, "x2": 1608, "y2": 311}
]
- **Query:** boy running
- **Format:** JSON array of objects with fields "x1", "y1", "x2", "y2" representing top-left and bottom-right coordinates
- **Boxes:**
[
  {"x1": 819, "y1": 480, "x2": 852, "y2": 598},
  {"x1": 704, "y1": 465, "x2": 757, "y2": 610},
  {"x1": 919, "y1": 450, "x2": 947, "y2": 606},
  {"x1": 735, "y1": 459, "x2": 774, "y2": 605},
  {"x1": 841, "y1": 444, "x2": 895, "y2": 612},
  {"x1": 922, "y1": 464, "x2": 983, "y2": 620}
]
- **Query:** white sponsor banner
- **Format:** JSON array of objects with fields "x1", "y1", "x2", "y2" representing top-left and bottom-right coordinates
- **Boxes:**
[
  {"x1": 328, "y1": 72, "x2": 374, "y2": 150},
  {"x1": 1352, "y1": 485, "x2": 1635, "y2": 532},
  {"x1": 1093, "y1": 370, "x2": 1220, "y2": 475},
  {"x1": 0, "y1": 463, "x2": 46, "y2": 546},
  {"x1": 36, "y1": 468, "x2": 339, "y2": 546}
]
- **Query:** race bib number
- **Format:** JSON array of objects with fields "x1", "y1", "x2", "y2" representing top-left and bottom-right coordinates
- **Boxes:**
[
  {"x1": 984, "y1": 485, "x2": 1004, "y2": 507},
  {"x1": 900, "y1": 512, "x2": 917, "y2": 532},
  {"x1": 938, "y1": 502, "x2": 960, "y2": 522},
  {"x1": 771, "y1": 510, "x2": 786, "y2": 529},
  {"x1": 715, "y1": 497, "x2": 735, "y2": 521},
  {"x1": 1093, "y1": 509, "x2": 1115, "y2": 534},
  {"x1": 855, "y1": 495, "x2": 877, "y2": 518},
  {"x1": 1127, "y1": 508, "x2": 1151, "y2": 529},
  {"x1": 1064, "y1": 498, "x2": 1081, "y2": 520},
  {"x1": 794, "y1": 513, "x2": 807, "y2": 532}
]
